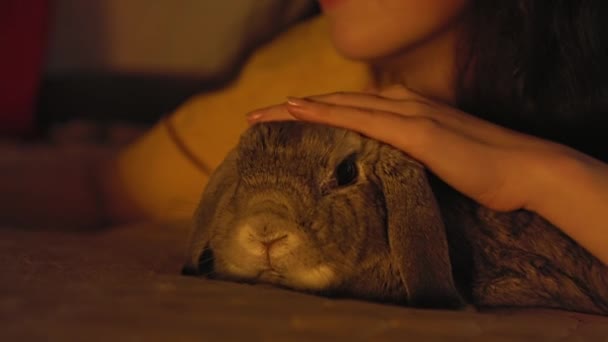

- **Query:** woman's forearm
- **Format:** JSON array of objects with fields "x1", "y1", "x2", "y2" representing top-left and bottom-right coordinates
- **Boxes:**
[
  {"x1": 527, "y1": 147, "x2": 608, "y2": 265},
  {"x1": 0, "y1": 145, "x2": 102, "y2": 228},
  {"x1": 0, "y1": 144, "x2": 132, "y2": 229}
]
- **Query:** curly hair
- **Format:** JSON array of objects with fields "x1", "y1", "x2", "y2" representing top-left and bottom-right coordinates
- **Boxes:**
[{"x1": 457, "y1": 0, "x2": 608, "y2": 160}]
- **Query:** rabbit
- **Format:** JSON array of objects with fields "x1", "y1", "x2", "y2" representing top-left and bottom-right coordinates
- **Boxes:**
[{"x1": 182, "y1": 121, "x2": 608, "y2": 315}]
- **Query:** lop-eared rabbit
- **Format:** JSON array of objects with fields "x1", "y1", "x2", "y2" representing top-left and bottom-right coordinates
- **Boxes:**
[{"x1": 183, "y1": 122, "x2": 608, "y2": 315}]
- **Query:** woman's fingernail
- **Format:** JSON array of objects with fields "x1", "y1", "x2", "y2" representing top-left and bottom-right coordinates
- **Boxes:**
[
  {"x1": 246, "y1": 111, "x2": 263, "y2": 123},
  {"x1": 286, "y1": 96, "x2": 316, "y2": 116},
  {"x1": 286, "y1": 96, "x2": 310, "y2": 107}
]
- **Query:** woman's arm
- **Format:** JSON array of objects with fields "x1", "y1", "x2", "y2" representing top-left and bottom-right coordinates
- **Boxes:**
[
  {"x1": 0, "y1": 144, "x2": 118, "y2": 229},
  {"x1": 0, "y1": 122, "x2": 212, "y2": 230},
  {"x1": 247, "y1": 85, "x2": 608, "y2": 265},
  {"x1": 527, "y1": 147, "x2": 608, "y2": 264}
]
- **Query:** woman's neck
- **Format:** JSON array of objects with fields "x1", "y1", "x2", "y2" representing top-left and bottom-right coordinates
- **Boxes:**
[{"x1": 368, "y1": 20, "x2": 466, "y2": 106}]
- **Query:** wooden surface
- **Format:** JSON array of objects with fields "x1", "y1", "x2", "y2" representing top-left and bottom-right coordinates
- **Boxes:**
[{"x1": 1, "y1": 223, "x2": 607, "y2": 341}]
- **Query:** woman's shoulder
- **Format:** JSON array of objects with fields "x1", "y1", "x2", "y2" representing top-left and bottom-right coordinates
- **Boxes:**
[{"x1": 110, "y1": 15, "x2": 371, "y2": 223}]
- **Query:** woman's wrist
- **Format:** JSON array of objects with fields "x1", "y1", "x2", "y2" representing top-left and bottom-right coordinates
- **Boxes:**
[
  {"x1": 523, "y1": 144, "x2": 608, "y2": 263},
  {"x1": 524, "y1": 145, "x2": 599, "y2": 214}
]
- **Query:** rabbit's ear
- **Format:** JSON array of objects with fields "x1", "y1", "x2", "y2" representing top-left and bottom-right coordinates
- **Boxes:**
[
  {"x1": 182, "y1": 148, "x2": 239, "y2": 276},
  {"x1": 376, "y1": 147, "x2": 464, "y2": 308}
]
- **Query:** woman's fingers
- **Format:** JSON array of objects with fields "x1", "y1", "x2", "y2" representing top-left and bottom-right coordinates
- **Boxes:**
[
  {"x1": 246, "y1": 89, "x2": 546, "y2": 158},
  {"x1": 249, "y1": 95, "x2": 501, "y2": 145},
  {"x1": 246, "y1": 97, "x2": 387, "y2": 131},
  {"x1": 247, "y1": 93, "x2": 426, "y2": 126},
  {"x1": 283, "y1": 97, "x2": 406, "y2": 140},
  {"x1": 249, "y1": 97, "x2": 427, "y2": 149},
  {"x1": 306, "y1": 88, "x2": 541, "y2": 147},
  {"x1": 290, "y1": 91, "x2": 511, "y2": 145},
  {"x1": 248, "y1": 96, "x2": 456, "y2": 152},
  {"x1": 247, "y1": 87, "x2": 462, "y2": 134},
  {"x1": 305, "y1": 90, "x2": 430, "y2": 118},
  {"x1": 246, "y1": 103, "x2": 297, "y2": 124}
]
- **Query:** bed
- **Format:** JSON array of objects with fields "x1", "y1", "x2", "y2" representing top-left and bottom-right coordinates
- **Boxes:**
[{"x1": 1, "y1": 223, "x2": 606, "y2": 341}]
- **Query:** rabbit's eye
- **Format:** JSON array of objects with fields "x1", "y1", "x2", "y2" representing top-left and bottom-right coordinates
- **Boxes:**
[{"x1": 335, "y1": 156, "x2": 358, "y2": 187}]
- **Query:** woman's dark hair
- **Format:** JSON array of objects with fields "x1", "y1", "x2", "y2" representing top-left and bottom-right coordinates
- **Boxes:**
[{"x1": 457, "y1": 0, "x2": 608, "y2": 160}]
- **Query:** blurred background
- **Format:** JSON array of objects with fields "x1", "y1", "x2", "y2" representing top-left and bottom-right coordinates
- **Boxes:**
[{"x1": 1, "y1": 0, "x2": 318, "y2": 143}]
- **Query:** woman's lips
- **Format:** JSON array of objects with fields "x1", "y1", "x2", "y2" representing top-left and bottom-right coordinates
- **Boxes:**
[{"x1": 318, "y1": 0, "x2": 345, "y2": 11}]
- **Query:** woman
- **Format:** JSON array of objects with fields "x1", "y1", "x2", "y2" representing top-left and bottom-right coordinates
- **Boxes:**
[
  {"x1": 3, "y1": 1, "x2": 607, "y2": 264},
  {"x1": 247, "y1": 0, "x2": 608, "y2": 264}
]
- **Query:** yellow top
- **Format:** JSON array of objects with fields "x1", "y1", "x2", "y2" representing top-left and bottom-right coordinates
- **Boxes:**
[{"x1": 112, "y1": 16, "x2": 371, "y2": 222}]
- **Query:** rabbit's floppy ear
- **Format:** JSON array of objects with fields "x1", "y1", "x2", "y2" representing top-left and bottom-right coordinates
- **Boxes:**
[
  {"x1": 182, "y1": 148, "x2": 240, "y2": 276},
  {"x1": 375, "y1": 146, "x2": 463, "y2": 308}
]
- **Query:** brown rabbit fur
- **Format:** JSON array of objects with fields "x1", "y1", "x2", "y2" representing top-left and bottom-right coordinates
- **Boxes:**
[{"x1": 183, "y1": 121, "x2": 608, "y2": 315}]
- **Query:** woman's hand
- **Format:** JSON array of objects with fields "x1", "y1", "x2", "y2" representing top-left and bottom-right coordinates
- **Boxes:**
[
  {"x1": 246, "y1": 85, "x2": 608, "y2": 265},
  {"x1": 246, "y1": 85, "x2": 576, "y2": 213}
]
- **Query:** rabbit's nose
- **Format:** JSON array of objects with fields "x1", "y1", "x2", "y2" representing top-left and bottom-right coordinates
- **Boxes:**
[
  {"x1": 260, "y1": 234, "x2": 288, "y2": 248},
  {"x1": 236, "y1": 224, "x2": 300, "y2": 260}
]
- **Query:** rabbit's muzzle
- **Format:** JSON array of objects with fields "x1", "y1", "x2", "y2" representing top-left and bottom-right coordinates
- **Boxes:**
[
  {"x1": 209, "y1": 199, "x2": 338, "y2": 291},
  {"x1": 234, "y1": 216, "x2": 301, "y2": 266}
]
